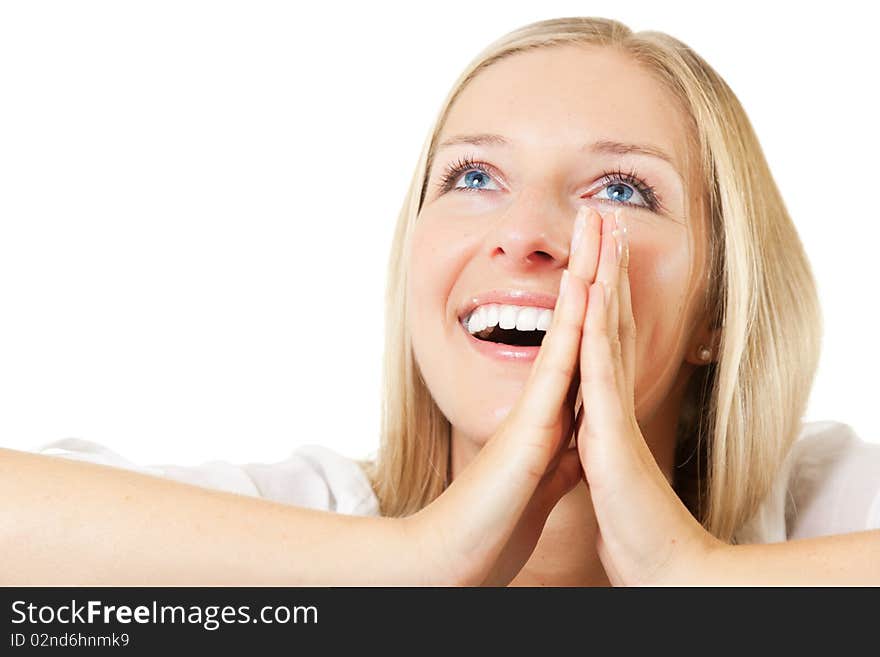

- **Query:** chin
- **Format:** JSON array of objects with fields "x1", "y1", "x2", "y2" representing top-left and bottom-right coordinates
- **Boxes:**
[{"x1": 452, "y1": 403, "x2": 516, "y2": 446}]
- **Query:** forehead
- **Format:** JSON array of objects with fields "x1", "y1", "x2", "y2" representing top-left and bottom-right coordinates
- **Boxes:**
[{"x1": 439, "y1": 44, "x2": 693, "y2": 173}]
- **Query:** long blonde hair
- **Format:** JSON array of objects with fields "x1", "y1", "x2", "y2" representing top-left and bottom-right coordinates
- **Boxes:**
[{"x1": 359, "y1": 17, "x2": 822, "y2": 543}]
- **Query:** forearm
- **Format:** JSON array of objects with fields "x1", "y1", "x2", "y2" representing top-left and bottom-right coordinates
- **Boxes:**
[
  {"x1": 696, "y1": 530, "x2": 880, "y2": 585},
  {"x1": 0, "y1": 448, "x2": 420, "y2": 585}
]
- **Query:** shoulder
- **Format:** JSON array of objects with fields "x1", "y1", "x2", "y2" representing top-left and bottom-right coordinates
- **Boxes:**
[
  {"x1": 735, "y1": 421, "x2": 880, "y2": 544},
  {"x1": 784, "y1": 421, "x2": 880, "y2": 539},
  {"x1": 238, "y1": 444, "x2": 381, "y2": 517},
  {"x1": 32, "y1": 438, "x2": 381, "y2": 517}
]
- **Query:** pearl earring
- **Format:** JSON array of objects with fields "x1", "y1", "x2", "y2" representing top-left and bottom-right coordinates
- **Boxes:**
[{"x1": 698, "y1": 346, "x2": 712, "y2": 362}]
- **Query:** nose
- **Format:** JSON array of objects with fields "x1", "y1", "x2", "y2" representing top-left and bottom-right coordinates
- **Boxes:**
[{"x1": 486, "y1": 201, "x2": 574, "y2": 273}]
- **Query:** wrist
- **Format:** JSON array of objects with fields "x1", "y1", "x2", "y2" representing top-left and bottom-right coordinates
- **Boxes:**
[
  {"x1": 696, "y1": 536, "x2": 737, "y2": 585},
  {"x1": 675, "y1": 533, "x2": 734, "y2": 586},
  {"x1": 399, "y1": 511, "x2": 473, "y2": 587},
  {"x1": 637, "y1": 525, "x2": 731, "y2": 587}
]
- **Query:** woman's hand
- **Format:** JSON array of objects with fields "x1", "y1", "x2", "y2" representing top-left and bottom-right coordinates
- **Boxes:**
[
  {"x1": 406, "y1": 205, "x2": 603, "y2": 586},
  {"x1": 573, "y1": 210, "x2": 725, "y2": 586}
]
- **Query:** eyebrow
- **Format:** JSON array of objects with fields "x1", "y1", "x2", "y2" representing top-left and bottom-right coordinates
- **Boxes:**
[{"x1": 436, "y1": 132, "x2": 677, "y2": 168}]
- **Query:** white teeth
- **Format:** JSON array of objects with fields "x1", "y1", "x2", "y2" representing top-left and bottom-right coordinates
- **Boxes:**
[
  {"x1": 484, "y1": 304, "x2": 499, "y2": 328},
  {"x1": 465, "y1": 303, "x2": 553, "y2": 334},
  {"x1": 536, "y1": 309, "x2": 552, "y2": 331},
  {"x1": 467, "y1": 307, "x2": 486, "y2": 333},
  {"x1": 498, "y1": 304, "x2": 518, "y2": 329},
  {"x1": 515, "y1": 307, "x2": 539, "y2": 331}
]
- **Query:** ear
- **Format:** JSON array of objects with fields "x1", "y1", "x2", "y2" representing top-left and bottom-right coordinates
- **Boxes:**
[{"x1": 684, "y1": 321, "x2": 721, "y2": 366}]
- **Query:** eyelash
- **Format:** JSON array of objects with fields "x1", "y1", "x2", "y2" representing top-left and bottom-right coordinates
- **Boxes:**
[{"x1": 435, "y1": 154, "x2": 664, "y2": 213}]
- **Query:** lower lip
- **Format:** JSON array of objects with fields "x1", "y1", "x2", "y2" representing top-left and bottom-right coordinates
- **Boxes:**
[{"x1": 458, "y1": 320, "x2": 542, "y2": 363}]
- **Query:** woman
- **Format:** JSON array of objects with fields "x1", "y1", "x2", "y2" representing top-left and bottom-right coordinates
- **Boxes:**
[{"x1": 5, "y1": 17, "x2": 879, "y2": 585}]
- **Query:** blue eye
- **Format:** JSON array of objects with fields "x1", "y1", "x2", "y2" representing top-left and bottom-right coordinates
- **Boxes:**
[
  {"x1": 435, "y1": 156, "x2": 661, "y2": 212},
  {"x1": 437, "y1": 156, "x2": 502, "y2": 194},
  {"x1": 596, "y1": 181, "x2": 648, "y2": 207},
  {"x1": 459, "y1": 170, "x2": 495, "y2": 190},
  {"x1": 590, "y1": 169, "x2": 662, "y2": 211},
  {"x1": 607, "y1": 183, "x2": 633, "y2": 202}
]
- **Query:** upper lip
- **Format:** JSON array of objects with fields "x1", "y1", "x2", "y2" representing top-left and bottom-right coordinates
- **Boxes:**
[{"x1": 458, "y1": 288, "x2": 559, "y2": 323}]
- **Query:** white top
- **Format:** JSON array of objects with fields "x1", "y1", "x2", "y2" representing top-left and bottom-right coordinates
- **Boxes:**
[
  {"x1": 32, "y1": 438, "x2": 381, "y2": 518},
  {"x1": 29, "y1": 420, "x2": 880, "y2": 544}
]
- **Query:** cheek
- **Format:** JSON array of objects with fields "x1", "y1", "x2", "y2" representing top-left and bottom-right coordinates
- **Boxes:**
[
  {"x1": 628, "y1": 233, "x2": 694, "y2": 400},
  {"x1": 632, "y1": 241, "x2": 692, "y2": 319},
  {"x1": 407, "y1": 212, "x2": 521, "y2": 440},
  {"x1": 407, "y1": 216, "x2": 469, "y2": 327}
]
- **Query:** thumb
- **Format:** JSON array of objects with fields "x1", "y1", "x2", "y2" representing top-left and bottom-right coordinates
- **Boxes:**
[{"x1": 535, "y1": 447, "x2": 583, "y2": 511}]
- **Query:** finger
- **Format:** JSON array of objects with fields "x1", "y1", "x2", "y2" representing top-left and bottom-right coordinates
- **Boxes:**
[
  {"x1": 564, "y1": 370, "x2": 581, "y2": 450},
  {"x1": 517, "y1": 204, "x2": 596, "y2": 425},
  {"x1": 547, "y1": 361, "x2": 581, "y2": 458},
  {"x1": 563, "y1": 327, "x2": 583, "y2": 415},
  {"x1": 568, "y1": 206, "x2": 602, "y2": 285},
  {"x1": 604, "y1": 213, "x2": 628, "y2": 407},
  {"x1": 616, "y1": 212, "x2": 636, "y2": 414},
  {"x1": 517, "y1": 266, "x2": 588, "y2": 431},
  {"x1": 578, "y1": 210, "x2": 624, "y2": 416},
  {"x1": 561, "y1": 208, "x2": 596, "y2": 443},
  {"x1": 607, "y1": 276, "x2": 619, "y2": 342},
  {"x1": 594, "y1": 211, "x2": 621, "y2": 293},
  {"x1": 581, "y1": 280, "x2": 626, "y2": 437},
  {"x1": 605, "y1": 284, "x2": 628, "y2": 408},
  {"x1": 533, "y1": 317, "x2": 581, "y2": 422}
]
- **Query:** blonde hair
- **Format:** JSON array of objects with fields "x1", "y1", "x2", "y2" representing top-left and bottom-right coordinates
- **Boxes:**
[{"x1": 359, "y1": 17, "x2": 822, "y2": 543}]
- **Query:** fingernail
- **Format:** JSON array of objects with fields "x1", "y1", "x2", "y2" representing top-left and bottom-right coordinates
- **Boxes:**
[
  {"x1": 588, "y1": 208, "x2": 602, "y2": 236},
  {"x1": 559, "y1": 269, "x2": 570, "y2": 300},
  {"x1": 611, "y1": 228, "x2": 622, "y2": 262},
  {"x1": 569, "y1": 206, "x2": 587, "y2": 260},
  {"x1": 615, "y1": 209, "x2": 629, "y2": 265}
]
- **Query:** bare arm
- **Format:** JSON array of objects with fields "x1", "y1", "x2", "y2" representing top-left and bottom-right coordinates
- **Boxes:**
[
  {"x1": 0, "y1": 212, "x2": 600, "y2": 587},
  {"x1": 696, "y1": 531, "x2": 880, "y2": 585},
  {"x1": 0, "y1": 447, "x2": 424, "y2": 585}
]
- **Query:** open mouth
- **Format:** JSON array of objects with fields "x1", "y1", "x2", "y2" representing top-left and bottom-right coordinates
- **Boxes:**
[
  {"x1": 460, "y1": 304, "x2": 551, "y2": 348},
  {"x1": 469, "y1": 324, "x2": 547, "y2": 347}
]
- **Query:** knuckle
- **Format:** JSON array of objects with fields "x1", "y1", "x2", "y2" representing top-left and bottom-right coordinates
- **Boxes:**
[
  {"x1": 556, "y1": 314, "x2": 583, "y2": 335},
  {"x1": 546, "y1": 361, "x2": 576, "y2": 387},
  {"x1": 582, "y1": 367, "x2": 617, "y2": 388},
  {"x1": 586, "y1": 322, "x2": 609, "y2": 338}
]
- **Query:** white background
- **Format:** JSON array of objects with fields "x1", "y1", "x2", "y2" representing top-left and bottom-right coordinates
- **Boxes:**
[{"x1": 1, "y1": 1, "x2": 878, "y2": 467}]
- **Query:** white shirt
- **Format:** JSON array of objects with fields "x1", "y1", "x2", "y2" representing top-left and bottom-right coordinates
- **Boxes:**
[
  {"x1": 32, "y1": 438, "x2": 381, "y2": 518},
  {"x1": 733, "y1": 420, "x2": 880, "y2": 543},
  {"x1": 29, "y1": 420, "x2": 880, "y2": 544}
]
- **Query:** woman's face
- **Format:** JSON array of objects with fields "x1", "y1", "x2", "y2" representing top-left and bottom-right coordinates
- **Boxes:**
[{"x1": 408, "y1": 44, "x2": 708, "y2": 444}]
